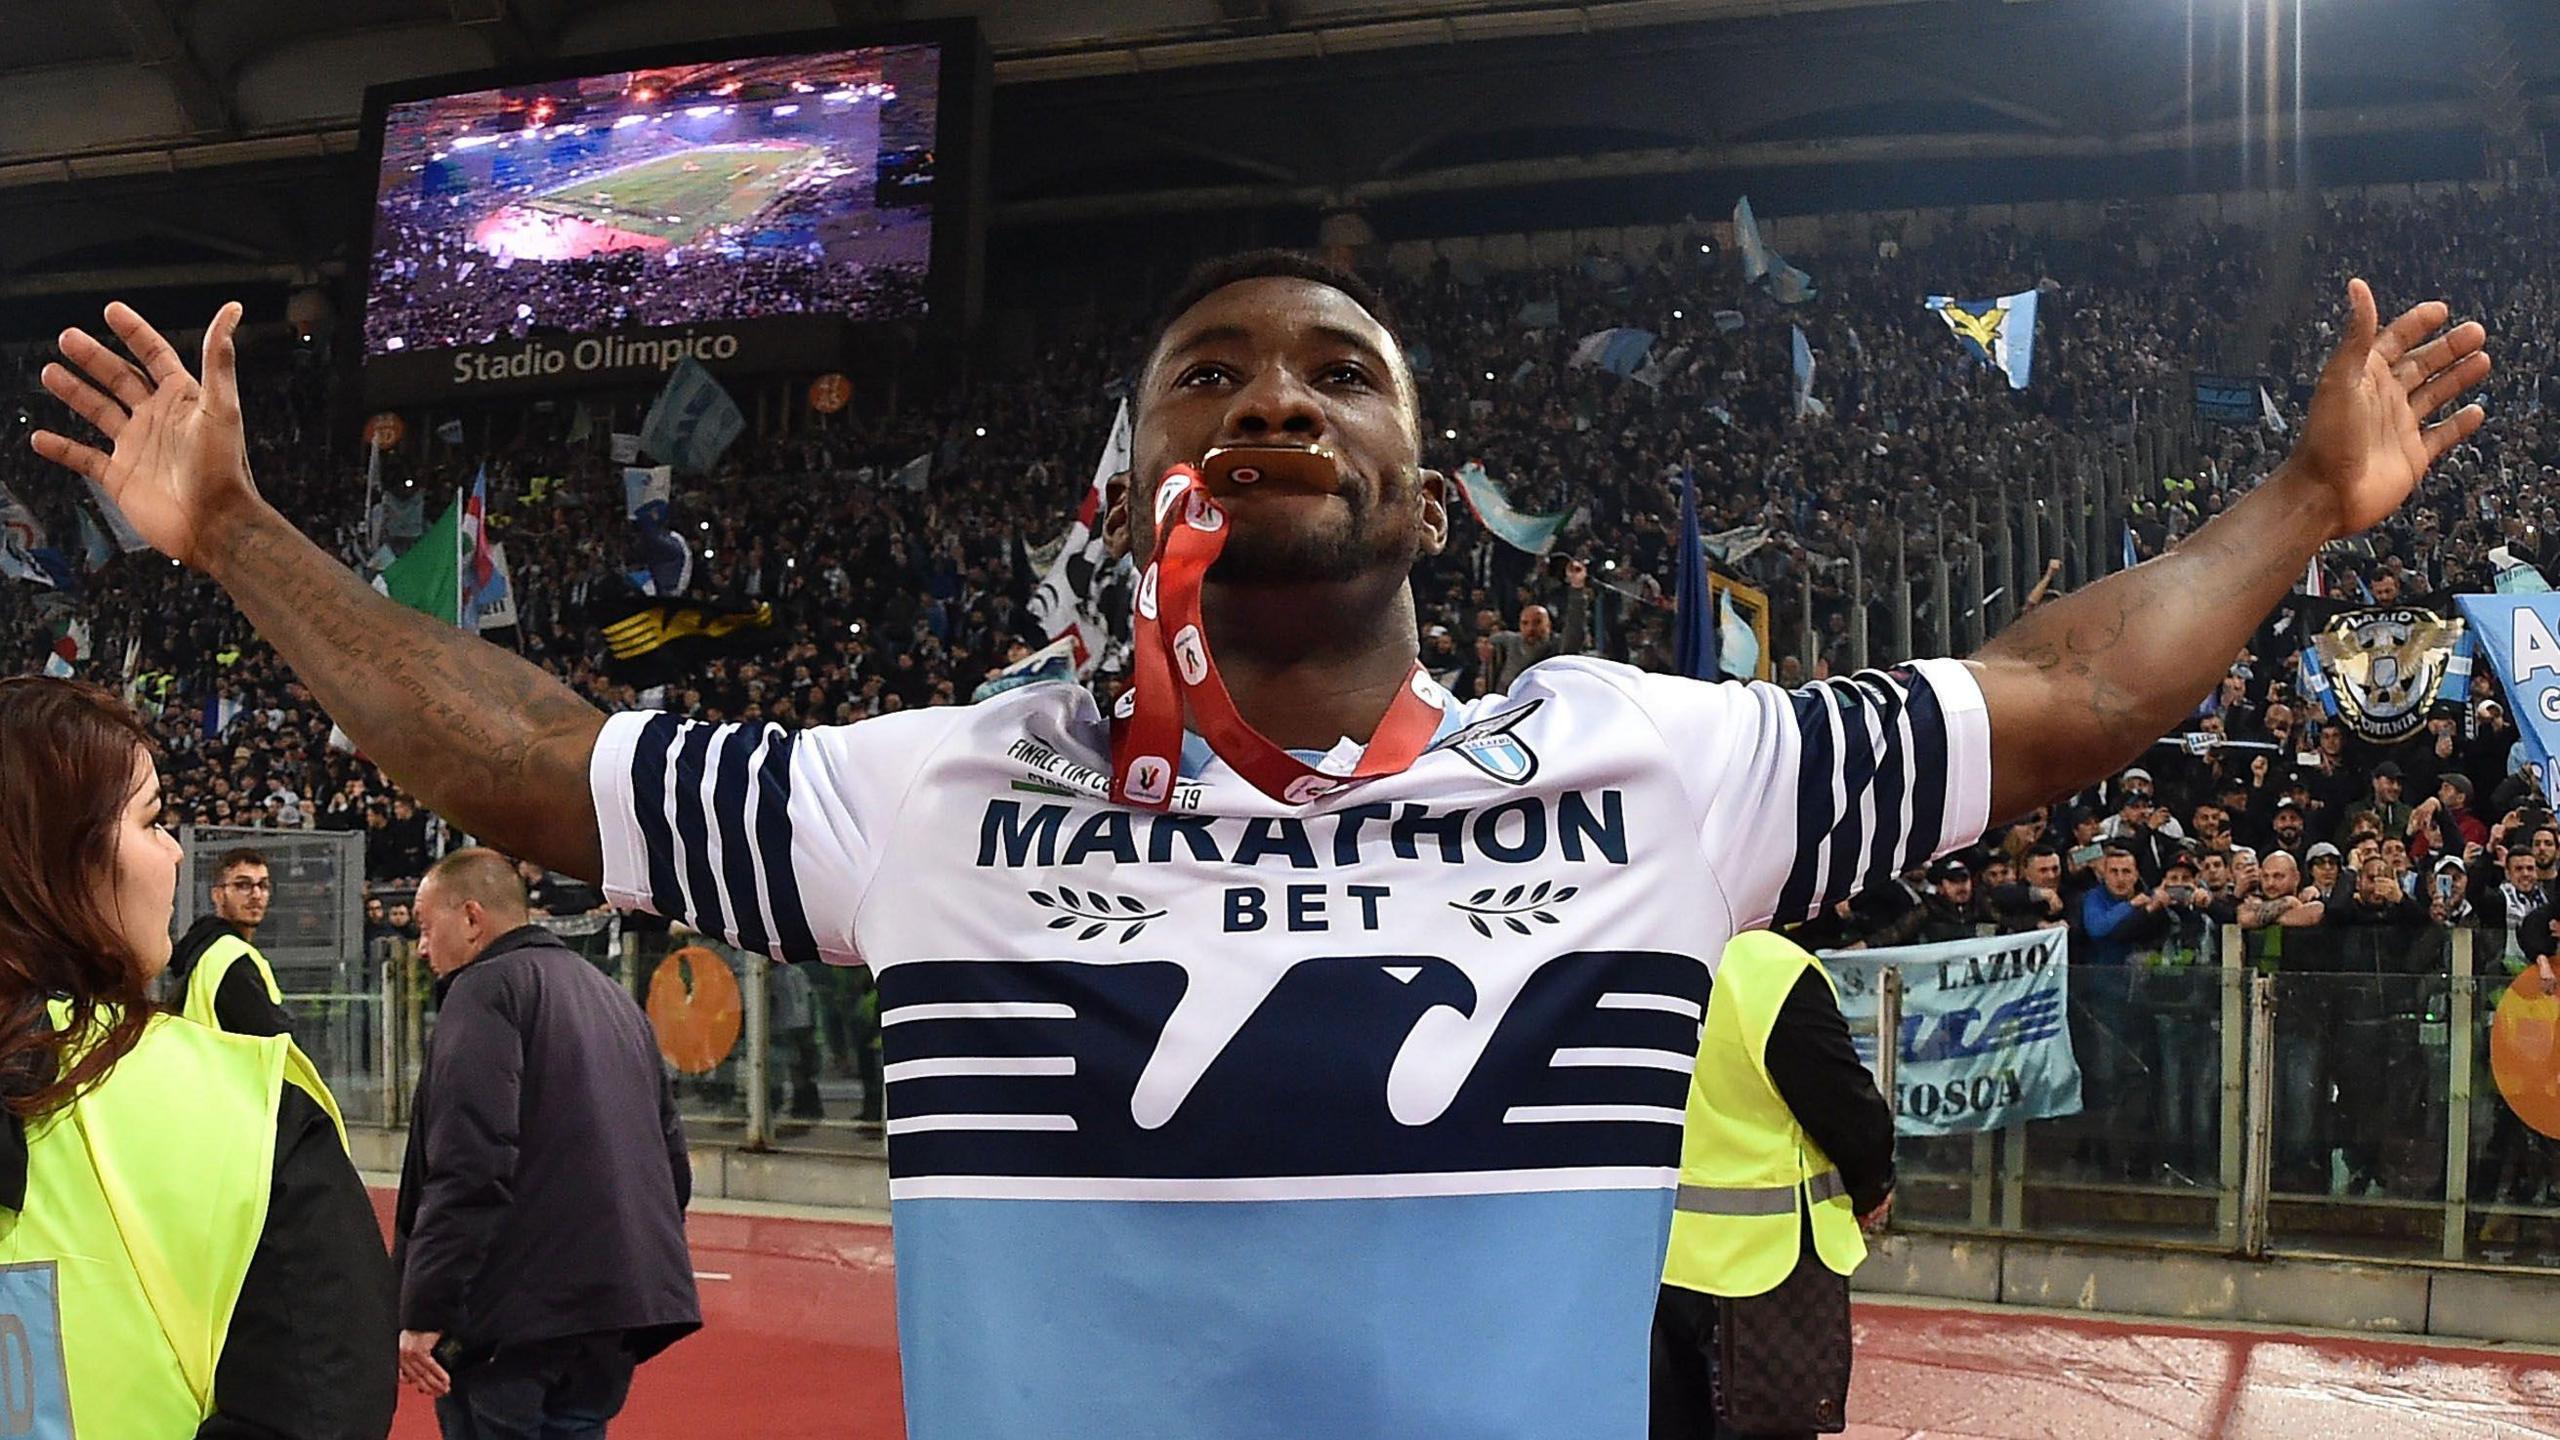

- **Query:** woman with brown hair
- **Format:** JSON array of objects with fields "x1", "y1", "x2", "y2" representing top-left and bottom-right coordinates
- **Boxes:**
[{"x1": 0, "y1": 676, "x2": 396, "y2": 1438}]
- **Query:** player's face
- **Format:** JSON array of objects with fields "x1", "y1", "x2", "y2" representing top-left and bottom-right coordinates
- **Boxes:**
[{"x1": 1122, "y1": 277, "x2": 1445, "y2": 587}]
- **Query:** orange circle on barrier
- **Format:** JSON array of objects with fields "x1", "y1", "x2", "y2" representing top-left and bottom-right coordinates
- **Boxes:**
[
  {"x1": 808, "y1": 373, "x2": 853, "y2": 415},
  {"x1": 364, "y1": 412, "x2": 406, "y2": 448},
  {"x1": 2491, "y1": 965, "x2": 2560, "y2": 1140},
  {"x1": 647, "y1": 945, "x2": 742, "y2": 1075}
]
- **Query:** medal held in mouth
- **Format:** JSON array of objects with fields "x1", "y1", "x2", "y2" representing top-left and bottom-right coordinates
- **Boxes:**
[{"x1": 1110, "y1": 451, "x2": 1447, "y2": 811}]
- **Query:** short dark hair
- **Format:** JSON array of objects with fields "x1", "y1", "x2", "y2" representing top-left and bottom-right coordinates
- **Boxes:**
[
  {"x1": 1136, "y1": 250, "x2": 1405, "y2": 404},
  {"x1": 215, "y1": 847, "x2": 268, "y2": 879}
]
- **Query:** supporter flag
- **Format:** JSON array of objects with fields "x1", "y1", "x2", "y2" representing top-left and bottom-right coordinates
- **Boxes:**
[
  {"x1": 379, "y1": 488, "x2": 427, "y2": 544},
  {"x1": 2459, "y1": 596, "x2": 2560, "y2": 808},
  {"x1": 2122, "y1": 526, "x2": 2140, "y2": 572},
  {"x1": 77, "y1": 509, "x2": 113, "y2": 573},
  {"x1": 2259, "y1": 384, "x2": 2290, "y2": 434},
  {"x1": 1716, "y1": 589, "x2": 1759, "y2": 682},
  {"x1": 377, "y1": 490, "x2": 463, "y2": 626},
  {"x1": 1452, "y1": 461, "x2": 1572, "y2": 557},
  {"x1": 894, "y1": 453, "x2": 933, "y2": 493},
  {"x1": 201, "y1": 691, "x2": 241, "y2": 741},
  {"x1": 84, "y1": 479, "x2": 148, "y2": 554},
  {"x1": 2292, "y1": 594, "x2": 2472, "y2": 745},
  {"x1": 1568, "y1": 328, "x2": 1655, "y2": 378},
  {"x1": 0, "y1": 485, "x2": 54, "y2": 589},
  {"x1": 458, "y1": 467, "x2": 510, "y2": 632},
  {"x1": 640, "y1": 359, "x2": 746, "y2": 473},
  {"x1": 434, "y1": 419, "x2": 466, "y2": 446},
  {"x1": 1674, "y1": 467, "x2": 1716, "y2": 681},
  {"x1": 610, "y1": 432, "x2": 643, "y2": 464},
  {"x1": 1027, "y1": 400, "x2": 1129, "y2": 673},
  {"x1": 597, "y1": 594, "x2": 781, "y2": 687},
  {"x1": 1711, "y1": 310, "x2": 1747, "y2": 334},
  {"x1": 1629, "y1": 344, "x2": 1689, "y2": 391},
  {"x1": 1790, "y1": 326, "x2": 1821, "y2": 419},
  {"x1": 41, "y1": 616, "x2": 86, "y2": 679},
  {"x1": 1733, "y1": 196, "x2": 1815, "y2": 305},
  {"x1": 2491, "y1": 545, "x2": 2552, "y2": 594},
  {"x1": 972, "y1": 636, "x2": 1080, "y2": 703},
  {"x1": 1925, "y1": 291, "x2": 2039, "y2": 390},
  {"x1": 1514, "y1": 299, "x2": 1561, "y2": 330},
  {"x1": 622, "y1": 465, "x2": 674, "y2": 525}
]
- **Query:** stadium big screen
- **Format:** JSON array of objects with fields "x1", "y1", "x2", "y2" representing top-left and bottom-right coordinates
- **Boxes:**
[{"x1": 356, "y1": 23, "x2": 984, "y2": 404}]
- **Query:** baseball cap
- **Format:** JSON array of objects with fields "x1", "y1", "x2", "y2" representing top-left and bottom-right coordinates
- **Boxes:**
[
  {"x1": 1932, "y1": 856, "x2": 1972, "y2": 882},
  {"x1": 2274, "y1": 798, "x2": 2306, "y2": 816},
  {"x1": 2122, "y1": 768, "x2": 2155, "y2": 787},
  {"x1": 2441, "y1": 773, "x2": 2475, "y2": 797},
  {"x1": 2433, "y1": 853, "x2": 2467, "y2": 875},
  {"x1": 2306, "y1": 841, "x2": 2342, "y2": 862},
  {"x1": 2373, "y1": 761, "x2": 2405, "y2": 779}
]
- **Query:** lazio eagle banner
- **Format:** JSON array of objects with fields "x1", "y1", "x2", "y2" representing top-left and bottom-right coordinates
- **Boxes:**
[
  {"x1": 2458, "y1": 595, "x2": 2560, "y2": 809},
  {"x1": 1925, "y1": 290, "x2": 2040, "y2": 390},
  {"x1": 1822, "y1": 929, "x2": 2082, "y2": 1136},
  {"x1": 2291, "y1": 595, "x2": 2472, "y2": 744}
]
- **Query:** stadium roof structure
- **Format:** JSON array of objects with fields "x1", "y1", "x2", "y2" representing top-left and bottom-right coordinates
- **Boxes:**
[{"x1": 0, "y1": 0, "x2": 2553, "y2": 307}]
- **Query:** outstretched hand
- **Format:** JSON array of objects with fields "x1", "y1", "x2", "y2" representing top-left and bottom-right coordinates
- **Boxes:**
[
  {"x1": 29, "y1": 301, "x2": 259, "y2": 571},
  {"x1": 2289, "y1": 278, "x2": 2490, "y2": 539}
]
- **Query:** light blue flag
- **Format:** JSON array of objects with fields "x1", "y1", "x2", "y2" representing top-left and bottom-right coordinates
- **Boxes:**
[
  {"x1": 1926, "y1": 290, "x2": 2040, "y2": 389},
  {"x1": 1453, "y1": 462, "x2": 1571, "y2": 556},
  {"x1": 1789, "y1": 326, "x2": 1818, "y2": 418},
  {"x1": 1569, "y1": 328, "x2": 1656, "y2": 378},
  {"x1": 2460, "y1": 595, "x2": 2560, "y2": 808},
  {"x1": 1717, "y1": 589, "x2": 1759, "y2": 681},
  {"x1": 1733, "y1": 195, "x2": 1815, "y2": 305},
  {"x1": 971, "y1": 637, "x2": 1079, "y2": 703},
  {"x1": 622, "y1": 466, "x2": 673, "y2": 525},
  {"x1": 640, "y1": 358, "x2": 746, "y2": 473}
]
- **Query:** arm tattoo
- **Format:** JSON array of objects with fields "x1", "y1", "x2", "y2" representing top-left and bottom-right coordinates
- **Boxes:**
[{"x1": 217, "y1": 509, "x2": 607, "y2": 881}]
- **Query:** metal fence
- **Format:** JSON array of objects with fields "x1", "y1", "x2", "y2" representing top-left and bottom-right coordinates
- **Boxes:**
[{"x1": 1873, "y1": 923, "x2": 2560, "y2": 1269}]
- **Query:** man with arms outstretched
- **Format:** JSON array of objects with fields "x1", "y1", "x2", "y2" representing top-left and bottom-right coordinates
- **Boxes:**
[{"x1": 33, "y1": 255, "x2": 2487, "y2": 1439}]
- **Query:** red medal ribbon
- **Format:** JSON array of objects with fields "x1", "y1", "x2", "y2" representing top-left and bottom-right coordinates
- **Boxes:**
[{"x1": 1110, "y1": 465, "x2": 1446, "y2": 811}]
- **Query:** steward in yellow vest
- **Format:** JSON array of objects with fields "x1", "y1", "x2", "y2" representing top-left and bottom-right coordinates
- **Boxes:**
[
  {"x1": 170, "y1": 848, "x2": 294, "y2": 1038},
  {"x1": 0, "y1": 1006, "x2": 394, "y2": 1438},
  {"x1": 1653, "y1": 931, "x2": 1895, "y2": 1439}
]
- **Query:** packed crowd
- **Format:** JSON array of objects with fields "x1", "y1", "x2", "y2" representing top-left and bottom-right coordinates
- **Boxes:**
[{"x1": 363, "y1": 185, "x2": 928, "y2": 353}]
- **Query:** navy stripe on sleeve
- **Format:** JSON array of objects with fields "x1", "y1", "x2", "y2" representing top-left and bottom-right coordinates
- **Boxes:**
[
  {"x1": 712, "y1": 724, "x2": 772, "y2": 958},
  {"x1": 671, "y1": 721, "x2": 728, "y2": 943},
  {"x1": 755, "y1": 729, "x2": 823, "y2": 965},
  {"x1": 629, "y1": 713, "x2": 688, "y2": 923}
]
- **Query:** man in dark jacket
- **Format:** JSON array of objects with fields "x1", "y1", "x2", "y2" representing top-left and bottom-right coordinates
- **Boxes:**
[{"x1": 394, "y1": 848, "x2": 699, "y2": 1438}]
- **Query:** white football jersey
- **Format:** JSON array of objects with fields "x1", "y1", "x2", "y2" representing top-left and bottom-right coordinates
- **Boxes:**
[{"x1": 592, "y1": 654, "x2": 1990, "y2": 1440}]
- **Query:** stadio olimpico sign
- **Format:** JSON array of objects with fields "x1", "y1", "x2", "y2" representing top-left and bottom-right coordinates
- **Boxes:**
[{"x1": 364, "y1": 315, "x2": 847, "y2": 405}]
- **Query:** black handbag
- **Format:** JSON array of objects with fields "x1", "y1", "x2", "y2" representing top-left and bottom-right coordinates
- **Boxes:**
[{"x1": 1712, "y1": 1258, "x2": 1852, "y2": 1435}]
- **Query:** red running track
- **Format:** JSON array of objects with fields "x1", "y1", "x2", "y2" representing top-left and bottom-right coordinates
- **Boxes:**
[{"x1": 373, "y1": 1197, "x2": 2560, "y2": 1438}]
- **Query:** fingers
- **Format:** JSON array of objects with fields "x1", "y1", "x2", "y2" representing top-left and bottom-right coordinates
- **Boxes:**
[
  {"x1": 201, "y1": 301, "x2": 242, "y2": 415},
  {"x1": 39, "y1": 363, "x2": 127, "y2": 442},
  {"x1": 27, "y1": 431, "x2": 109, "y2": 484},
  {"x1": 2393, "y1": 319, "x2": 2485, "y2": 385},
  {"x1": 2422, "y1": 404, "x2": 2487, "y2": 464},
  {"x1": 103, "y1": 302, "x2": 191, "y2": 388},
  {"x1": 2371, "y1": 297, "x2": 2454, "y2": 367},
  {"x1": 56, "y1": 328, "x2": 152, "y2": 411},
  {"x1": 2409, "y1": 351, "x2": 2492, "y2": 418}
]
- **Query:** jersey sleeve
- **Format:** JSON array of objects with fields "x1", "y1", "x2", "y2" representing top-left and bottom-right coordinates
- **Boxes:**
[
  {"x1": 1621, "y1": 658, "x2": 1993, "y2": 931},
  {"x1": 588, "y1": 710, "x2": 926, "y2": 965}
]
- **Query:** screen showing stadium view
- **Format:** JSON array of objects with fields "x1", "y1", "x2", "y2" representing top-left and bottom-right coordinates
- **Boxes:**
[{"x1": 363, "y1": 43, "x2": 940, "y2": 358}]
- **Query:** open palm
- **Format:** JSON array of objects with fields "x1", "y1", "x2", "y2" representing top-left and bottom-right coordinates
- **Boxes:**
[
  {"x1": 2292, "y1": 278, "x2": 2490, "y2": 539},
  {"x1": 29, "y1": 301, "x2": 258, "y2": 571}
]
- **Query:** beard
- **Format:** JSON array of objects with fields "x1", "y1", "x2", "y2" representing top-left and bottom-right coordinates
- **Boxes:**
[{"x1": 1201, "y1": 464, "x2": 1423, "y2": 587}]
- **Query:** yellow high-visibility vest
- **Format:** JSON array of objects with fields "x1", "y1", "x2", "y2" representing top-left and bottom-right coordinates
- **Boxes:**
[
  {"x1": 0, "y1": 1009, "x2": 341, "y2": 1436},
  {"x1": 1662, "y1": 930, "x2": 1868, "y2": 1297},
  {"x1": 181, "y1": 932, "x2": 284, "y2": 1033}
]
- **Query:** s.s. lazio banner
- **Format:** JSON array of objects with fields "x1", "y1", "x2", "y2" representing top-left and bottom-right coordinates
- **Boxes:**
[
  {"x1": 1820, "y1": 929, "x2": 2082, "y2": 1136},
  {"x1": 2292, "y1": 594, "x2": 2472, "y2": 744},
  {"x1": 1925, "y1": 291, "x2": 2039, "y2": 390},
  {"x1": 2458, "y1": 594, "x2": 2560, "y2": 810}
]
